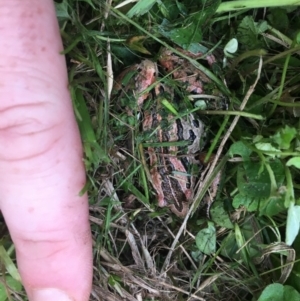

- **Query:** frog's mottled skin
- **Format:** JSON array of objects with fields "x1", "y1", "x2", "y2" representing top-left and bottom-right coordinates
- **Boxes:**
[
  {"x1": 158, "y1": 48, "x2": 213, "y2": 94},
  {"x1": 143, "y1": 100, "x2": 204, "y2": 217},
  {"x1": 114, "y1": 60, "x2": 158, "y2": 106},
  {"x1": 113, "y1": 49, "x2": 221, "y2": 217}
]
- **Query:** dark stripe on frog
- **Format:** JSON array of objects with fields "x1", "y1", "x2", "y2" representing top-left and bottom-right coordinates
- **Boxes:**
[
  {"x1": 175, "y1": 118, "x2": 198, "y2": 178},
  {"x1": 158, "y1": 120, "x2": 193, "y2": 191},
  {"x1": 161, "y1": 177, "x2": 188, "y2": 212},
  {"x1": 159, "y1": 168, "x2": 188, "y2": 212},
  {"x1": 157, "y1": 150, "x2": 189, "y2": 212}
]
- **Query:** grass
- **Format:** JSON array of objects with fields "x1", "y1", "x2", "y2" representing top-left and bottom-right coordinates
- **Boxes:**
[{"x1": 4, "y1": 0, "x2": 300, "y2": 300}]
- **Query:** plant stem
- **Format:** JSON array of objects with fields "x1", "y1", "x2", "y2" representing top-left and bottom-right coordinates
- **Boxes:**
[
  {"x1": 196, "y1": 110, "x2": 265, "y2": 120},
  {"x1": 268, "y1": 47, "x2": 291, "y2": 117},
  {"x1": 205, "y1": 115, "x2": 230, "y2": 163},
  {"x1": 217, "y1": 0, "x2": 300, "y2": 13}
]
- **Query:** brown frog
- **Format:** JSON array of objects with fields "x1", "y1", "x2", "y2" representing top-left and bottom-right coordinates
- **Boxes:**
[{"x1": 113, "y1": 48, "x2": 220, "y2": 217}]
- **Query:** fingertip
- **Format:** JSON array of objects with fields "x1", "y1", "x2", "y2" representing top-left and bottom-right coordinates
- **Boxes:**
[{"x1": 31, "y1": 288, "x2": 75, "y2": 301}]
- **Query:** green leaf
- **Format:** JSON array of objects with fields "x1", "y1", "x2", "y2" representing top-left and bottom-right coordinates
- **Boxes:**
[
  {"x1": 234, "y1": 223, "x2": 249, "y2": 266},
  {"x1": 286, "y1": 157, "x2": 300, "y2": 168},
  {"x1": 210, "y1": 201, "x2": 234, "y2": 229},
  {"x1": 284, "y1": 285, "x2": 300, "y2": 301},
  {"x1": 196, "y1": 0, "x2": 222, "y2": 26},
  {"x1": 237, "y1": 159, "x2": 285, "y2": 199},
  {"x1": 161, "y1": 0, "x2": 220, "y2": 47},
  {"x1": 127, "y1": 0, "x2": 157, "y2": 18},
  {"x1": 195, "y1": 222, "x2": 216, "y2": 255},
  {"x1": 126, "y1": 36, "x2": 151, "y2": 55},
  {"x1": 185, "y1": 43, "x2": 210, "y2": 54},
  {"x1": 175, "y1": 0, "x2": 188, "y2": 16},
  {"x1": 237, "y1": 16, "x2": 268, "y2": 49},
  {"x1": 228, "y1": 141, "x2": 252, "y2": 161},
  {"x1": 122, "y1": 181, "x2": 150, "y2": 206},
  {"x1": 286, "y1": 202, "x2": 300, "y2": 246},
  {"x1": 71, "y1": 88, "x2": 109, "y2": 170},
  {"x1": 296, "y1": 31, "x2": 300, "y2": 45},
  {"x1": 258, "y1": 283, "x2": 300, "y2": 301},
  {"x1": 232, "y1": 193, "x2": 259, "y2": 211},
  {"x1": 195, "y1": 100, "x2": 208, "y2": 109},
  {"x1": 164, "y1": 26, "x2": 202, "y2": 47},
  {"x1": 233, "y1": 158, "x2": 285, "y2": 214},
  {"x1": 219, "y1": 232, "x2": 238, "y2": 259},
  {"x1": 258, "y1": 283, "x2": 284, "y2": 301},
  {"x1": 190, "y1": 250, "x2": 204, "y2": 263},
  {"x1": 156, "y1": 0, "x2": 181, "y2": 20},
  {"x1": 0, "y1": 246, "x2": 21, "y2": 282},
  {"x1": 255, "y1": 142, "x2": 280, "y2": 157},
  {"x1": 253, "y1": 135, "x2": 263, "y2": 143},
  {"x1": 267, "y1": 8, "x2": 289, "y2": 32},
  {"x1": 259, "y1": 196, "x2": 285, "y2": 216},
  {"x1": 237, "y1": 163, "x2": 271, "y2": 198},
  {"x1": 0, "y1": 276, "x2": 22, "y2": 301},
  {"x1": 224, "y1": 38, "x2": 238, "y2": 57},
  {"x1": 55, "y1": 0, "x2": 70, "y2": 20},
  {"x1": 272, "y1": 125, "x2": 297, "y2": 150},
  {"x1": 161, "y1": 98, "x2": 179, "y2": 116},
  {"x1": 108, "y1": 275, "x2": 123, "y2": 296}
]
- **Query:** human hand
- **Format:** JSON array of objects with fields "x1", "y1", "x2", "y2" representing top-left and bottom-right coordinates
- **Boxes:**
[{"x1": 0, "y1": 1, "x2": 93, "y2": 300}]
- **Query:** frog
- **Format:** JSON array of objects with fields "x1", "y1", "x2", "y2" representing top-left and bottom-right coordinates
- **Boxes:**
[
  {"x1": 158, "y1": 47, "x2": 213, "y2": 94},
  {"x1": 112, "y1": 48, "x2": 220, "y2": 217}
]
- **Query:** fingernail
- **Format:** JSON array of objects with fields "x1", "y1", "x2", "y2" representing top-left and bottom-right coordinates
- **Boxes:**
[{"x1": 31, "y1": 288, "x2": 74, "y2": 301}]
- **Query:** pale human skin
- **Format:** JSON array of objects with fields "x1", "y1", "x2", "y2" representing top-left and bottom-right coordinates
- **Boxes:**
[{"x1": 0, "y1": 1, "x2": 93, "y2": 301}]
